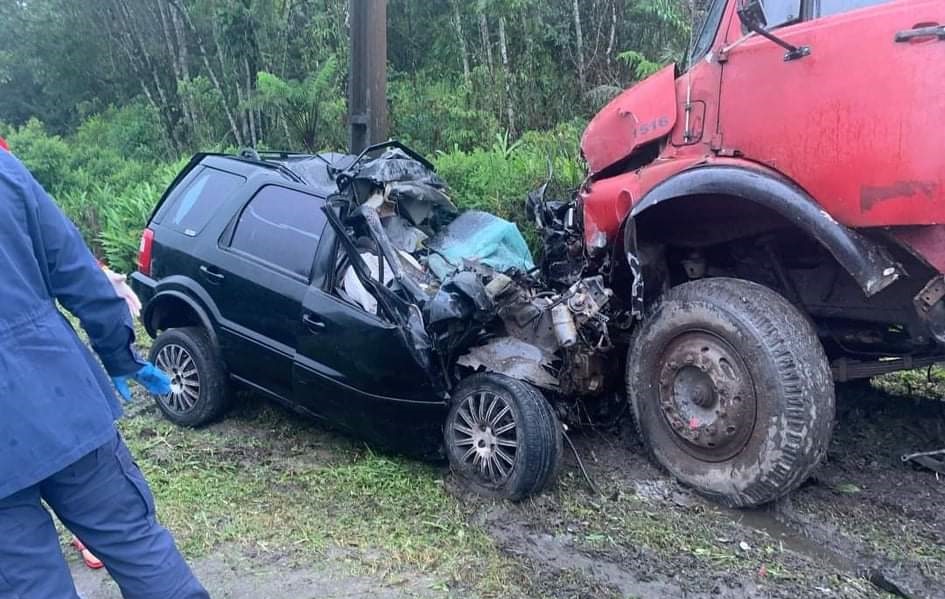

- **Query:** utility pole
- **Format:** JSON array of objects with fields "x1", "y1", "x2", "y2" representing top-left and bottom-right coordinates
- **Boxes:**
[{"x1": 349, "y1": 0, "x2": 388, "y2": 153}]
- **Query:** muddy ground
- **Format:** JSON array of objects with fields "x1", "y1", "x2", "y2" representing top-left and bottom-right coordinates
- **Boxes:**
[
  {"x1": 70, "y1": 377, "x2": 944, "y2": 599},
  {"x1": 481, "y1": 381, "x2": 945, "y2": 599}
]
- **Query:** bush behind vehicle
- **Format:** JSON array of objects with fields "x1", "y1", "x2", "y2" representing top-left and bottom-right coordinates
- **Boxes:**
[{"x1": 1, "y1": 116, "x2": 584, "y2": 272}]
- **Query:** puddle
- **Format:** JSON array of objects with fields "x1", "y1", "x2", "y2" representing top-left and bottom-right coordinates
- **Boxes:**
[
  {"x1": 716, "y1": 501, "x2": 932, "y2": 599},
  {"x1": 723, "y1": 504, "x2": 859, "y2": 574}
]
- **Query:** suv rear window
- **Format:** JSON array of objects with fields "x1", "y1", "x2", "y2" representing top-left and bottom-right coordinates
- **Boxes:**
[
  {"x1": 160, "y1": 166, "x2": 245, "y2": 236},
  {"x1": 229, "y1": 185, "x2": 326, "y2": 278}
]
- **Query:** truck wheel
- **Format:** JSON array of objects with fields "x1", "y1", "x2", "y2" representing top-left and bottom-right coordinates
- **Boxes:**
[
  {"x1": 445, "y1": 373, "x2": 562, "y2": 501},
  {"x1": 627, "y1": 278, "x2": 834, "y2": 507},
  {"x1": 149, "y1": 327, "x2": 231, "y2": 427}
]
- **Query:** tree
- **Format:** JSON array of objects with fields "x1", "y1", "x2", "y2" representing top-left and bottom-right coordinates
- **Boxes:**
[{"x1": 253, "y1": 57, "x2": 343, "y2": 152}]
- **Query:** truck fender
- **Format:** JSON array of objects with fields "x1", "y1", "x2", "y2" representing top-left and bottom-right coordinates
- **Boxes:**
[{"x1": 622, "y1": 164, "x2": 902, "y2": 300}]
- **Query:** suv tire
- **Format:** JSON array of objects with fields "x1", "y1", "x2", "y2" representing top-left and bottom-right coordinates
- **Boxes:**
[
  {"x1": 445, "y1": 373, "x2": 562, "y2": 501},
  {"x1": 627, "y1": 278, "x2": 835, "y2": 507},
  {"x1": 149, "y1": 327, "x2": 231, "y2": 427}
]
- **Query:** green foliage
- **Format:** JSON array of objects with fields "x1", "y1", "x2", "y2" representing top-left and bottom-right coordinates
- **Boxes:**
[
  {"x1": 617, "y1": 50, "x2": 664, "y2": 80},
  {"x1": 97, "y1": 182, "x2": 160, "y2": 273},
  {"x1": 3, "y1": 114, "x2": 587, "y2": 272},
  {"x1": 3, "y1": 118, "x2": 185, "y2": 269},
  {"x1": 0, "y1": 0, "x2": 694, "y2": 155},
  {"x1": 4, "y1": 119, "x2": 75, "y2": 193},
  {"x1": 73, "y1": 102, "x2": 169, "y2": 162},
  {"x1": 389, "y1": 74, "x2": 500, "y2": 154},
  {"x1": 254, "y1": 58, "x2": 345, "y2": 152},
  {"x1": 0, "y1": 0, "x2": 698, "y2": 272},
  {"x1": 178, "y1": 76, "x2": 230, "y2": 149},
  {"x1": 97, "y1": 159, "x2": 185, "y2": 272},
  {"x1": 434, "y1": 121, "x2": 584, "y2": 248}
]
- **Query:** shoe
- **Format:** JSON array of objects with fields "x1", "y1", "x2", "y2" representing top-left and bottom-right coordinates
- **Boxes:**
[{"x1": 72, "y1": 538, "x2": 104, "y2": 570}]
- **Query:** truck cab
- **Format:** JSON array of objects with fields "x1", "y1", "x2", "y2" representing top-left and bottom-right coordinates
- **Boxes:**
[{"x1": 558, "y1": 0, "x2": 945, "y2": 507}]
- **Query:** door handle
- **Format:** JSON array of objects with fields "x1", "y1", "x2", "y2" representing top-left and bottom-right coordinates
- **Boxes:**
[
  {"x1": 199, "y1": 265, "x2": 225, "y2": 283},
  {"x1": 302, "y1": 313, "x2": 326, "y2": 332},
  {"x1": 895, "y1": 24, "x2": 945, "y2": 43}
]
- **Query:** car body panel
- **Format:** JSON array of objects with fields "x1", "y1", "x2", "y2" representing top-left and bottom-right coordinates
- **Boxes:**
[
  {"x1": 580, "y1": 0, "x2": 945, "y2": 266},
  {"x1": 581, "y1": 64, "x2": 678, "y2": 176},
  {"x1": 716, "y1": 0, "x2": 945, "y2": 227},
  {"x1": 132, "y1": 151, "x2": 453, "y2": 454}
]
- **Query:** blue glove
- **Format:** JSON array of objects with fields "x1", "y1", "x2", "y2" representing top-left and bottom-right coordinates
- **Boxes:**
[{"x1": 112, "y1": 363, "x2": 172, "y2": 402}]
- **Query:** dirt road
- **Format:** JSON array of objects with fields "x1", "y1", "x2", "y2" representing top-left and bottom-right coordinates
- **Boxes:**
[{"x1": 72, "y1": 378, "x2": 944, "y2": 599}]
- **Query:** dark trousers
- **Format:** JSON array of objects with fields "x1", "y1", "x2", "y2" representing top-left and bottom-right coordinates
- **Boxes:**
[{"x1": 0, "y1": 431, "x2": 209, "y2": 599}]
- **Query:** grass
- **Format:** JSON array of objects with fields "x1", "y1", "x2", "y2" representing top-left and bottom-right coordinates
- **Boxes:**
[
  {"x1": 118, "y1": 401, "x2": 527, "y2": 597},
  {"x1": 873, "y1": 365, "x2": 945, "y2": 400}
]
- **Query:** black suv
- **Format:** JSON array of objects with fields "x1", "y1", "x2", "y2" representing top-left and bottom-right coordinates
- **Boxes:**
[{"x1": 131, "y1": 143, "x2": 614, "y2": 500}]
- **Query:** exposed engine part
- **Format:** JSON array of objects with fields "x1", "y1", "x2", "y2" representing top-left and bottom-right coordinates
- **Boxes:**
[
  {"x1": 559, "y1": 350, "x2": 610, "y2": 396},
  {"x1": 496, "y1": 275, "x2": 612, "y2": 358},
  {"x1": 485, "y1": 272, "x2": 514, "y2": 298},
  {"x1": 566, "y1": 276, "x2": 612, "y2": 324},
  {"x1": 551, "y1": 304, "x2": 578, "y2": 347}
]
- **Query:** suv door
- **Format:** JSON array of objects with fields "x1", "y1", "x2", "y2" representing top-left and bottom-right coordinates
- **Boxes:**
[
  {"x1": 203, "y1": 184, "x2": 327, "y2": 399},
  {"x1": 716, "y1": 0, "x2": 945, "y2": 227},
  {"x1": 292, "y1": 209, "x2": 444, "y2": 444}
]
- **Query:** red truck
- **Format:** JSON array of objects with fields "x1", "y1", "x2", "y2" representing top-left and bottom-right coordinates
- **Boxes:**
[{"x1": 535, "y1": 0, "x2": 945, "y2": 506}]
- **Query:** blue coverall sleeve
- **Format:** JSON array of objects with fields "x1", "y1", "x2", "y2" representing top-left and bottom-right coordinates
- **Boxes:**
[{"x1": 18, "y1": 164, "x2": 144, "y2": 377}]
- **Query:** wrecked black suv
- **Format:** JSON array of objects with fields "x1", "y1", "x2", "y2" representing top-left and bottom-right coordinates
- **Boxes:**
[{"x1": 131, "y1": 143, "x2": 614, "y2": 500}]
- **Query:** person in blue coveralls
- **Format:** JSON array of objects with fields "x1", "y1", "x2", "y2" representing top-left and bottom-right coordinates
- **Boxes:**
[{"x1": 0, "y1": 142, "x2": 209, "y2": 598}]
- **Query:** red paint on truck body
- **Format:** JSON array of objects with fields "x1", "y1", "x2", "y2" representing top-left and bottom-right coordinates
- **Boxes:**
[
  {"x1": 580, "y1": 0, "x2": 945, "y2": 262},
  {"x1": 581, "y1": 65, "x2": 678, "y2": 177}
]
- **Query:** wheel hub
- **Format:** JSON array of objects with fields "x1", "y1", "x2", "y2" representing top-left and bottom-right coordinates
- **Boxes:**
[
  {"x1": 451, "y1": 391, "x2": 518, "y2": 484},
  {"x1": 471, "y1": 425, "x2": 499, "y2": 460},
  {"x1": 154, "y1": 343, "x2": 200, "y2": 414},
  {"x1": 657, "y1": 331, "x2": 756, "y2": 461}
]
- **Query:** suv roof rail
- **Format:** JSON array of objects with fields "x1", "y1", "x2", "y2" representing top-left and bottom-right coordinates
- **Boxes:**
[
  {"x1": 202, "y1": 152, "x2": 306, "y2": 184},
  {"x1": 254, "y1": 150, "x2": 314, "y2": 159}
]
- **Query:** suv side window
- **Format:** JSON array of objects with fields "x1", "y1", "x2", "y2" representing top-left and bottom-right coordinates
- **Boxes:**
[
  {"x1": 809, "y1": 0, "x2": 891, "y2": 18},
  {"x1": 160, "y1": 166, "x2": 245, "y2": 236},
  {"x1": 229, "y1": 185, "x2": 326, "y2": 279}
]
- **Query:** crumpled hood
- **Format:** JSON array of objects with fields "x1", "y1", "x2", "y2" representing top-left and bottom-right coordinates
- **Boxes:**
[{"x1": 581, "y1": 64, "x2": 677, "y2": 176}]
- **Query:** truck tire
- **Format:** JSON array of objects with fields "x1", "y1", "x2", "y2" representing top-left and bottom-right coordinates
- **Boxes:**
[
  {"x1": 627, "y1": 277, "x2": 834, "y2": 507},
  {"x1": 445, "y1": 373, "x2": 562, "y2": 501},
  {"x1": 149, "y1": 327, "x2": 231, "y2": 427}
]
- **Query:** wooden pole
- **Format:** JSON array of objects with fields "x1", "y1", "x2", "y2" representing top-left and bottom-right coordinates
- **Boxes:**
[{"x1": 349, "y1": 0, "x2": 388, "y2": 153}]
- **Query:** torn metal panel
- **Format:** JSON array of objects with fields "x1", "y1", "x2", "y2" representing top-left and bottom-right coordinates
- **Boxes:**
[
  {"x1": 324, "y1": 140, "x2": 619, "y2": 399},
  {"x1": 458, "y1": 337, "x2": 560, "y2": 390},
  {"x1": 385, "y1": 215, "x2": 429, "y2": 252},
  {"x1": 526, "y1": 180, "x2": 586, "y2": 287},
  {"x1": 272, "y1": 152, "x2": 357, "y2": 195}
]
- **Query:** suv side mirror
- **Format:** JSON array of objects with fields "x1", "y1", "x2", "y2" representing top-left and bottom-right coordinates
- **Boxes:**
[
  {"x1": 737, "y1": 0, "x2": 767, "y2": 30},
  {"x1": 735, "y1": 0, "x2": 810, "y2": 61}
]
